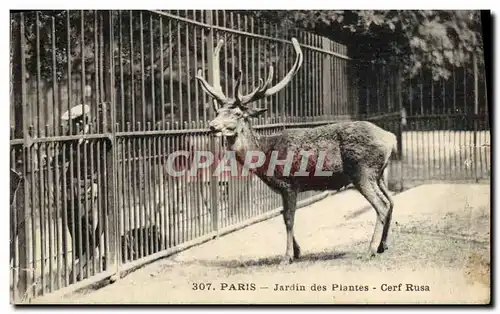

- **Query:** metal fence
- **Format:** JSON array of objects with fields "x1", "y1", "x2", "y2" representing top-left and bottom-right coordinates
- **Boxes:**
[
  {"x1": 10, "y1": 10, "x2": 490, "y2": 303},
  {"x1": 10, "y1": 10, "x2": 357, "y2": 302},
  {"x1": 357, "y1": 55, "x2": 490, "y2": 190}
]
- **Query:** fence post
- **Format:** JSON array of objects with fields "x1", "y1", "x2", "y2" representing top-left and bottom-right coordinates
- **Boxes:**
[
  {"x1": 473, "y1": 53, "x2": 479, "y2": 182},
  {"x1": 397, "y1": 66, "x2": 404, "y2": 191},
  {"x1": 205, "y1": 10, "x2": 219, "y2": 237},
  {"x1": 16, "y1": 13, "x2": 30, "y2": 302},
  {"x1": 322, "y1": 37, "x2": 332, "y2": 118},
  {"x1": 102, "y1": 10, "x2": 120, "y2": 279}
]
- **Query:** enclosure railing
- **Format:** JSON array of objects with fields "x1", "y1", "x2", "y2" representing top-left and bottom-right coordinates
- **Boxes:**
[
  {"x1": 358, "y1": 55, "x2": 490, "y2": 190},
  {"x1": 10, "y1": 9, "x2": 490, "y2": 303},
  {"x1": 10, "y1": 10, "x2": 357, "y2": 302}
]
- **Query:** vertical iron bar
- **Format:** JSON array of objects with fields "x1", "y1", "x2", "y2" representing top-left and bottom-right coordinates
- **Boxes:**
[
  {"x1": 83, "y1": 131, "x2": 90, "y2": 280},
  {"x1": 75, "y1": 125, "x2": 83, "y2": 281},
  {"x1": 68, "y1": 140, "x2": 76, "y2": 285},
  {"x1": 174, "y1": 122, "x2": 181, "y2": 245},
  {"x1": 146, "y1": 123, "x2": 153, "y2": 256},
  {"x1": 205, "y1": 10, "x2": 219, "y2": 236},
  {"x1": 193, "y1": 20, "x2": 199, "y2": 123},
  {"x1": 274, "y1": 23, "x2": 279, "y2": 119},
  {"x1": 186, "y1": 19, "x2": 192, "y2": 123},
  {"x1": 165, "y1": 122, "x2": 173, "y2": 248},
  {"x1": 182, "y1": 122, "x2": 190, "y2": 240},
  {"x1": 80, "y1": 10, "x2": 86, "y2": 111},
  {"x1": 34, "y1": 11, "x2": 48, "y2": 296},
  {"x1": 244, "y1": 15, "x2": 249, "y2": 114},
  {"x1": 473, "y1": 54, "x2": 479, "y2": 181},
  {"x1": 89, "y1": 138, "x2": 96, "y2": 274},
  {"x1": 188, "y1": 123, "x2": 194, "y2": 240},
  {"x1": 182, "y1": 122, "x2": 188, "y2": 242},
  {"x1": 9, "y1": 145, "x2": 17, "y2": 296},
  {"x1": 119, "y1": 12, "x2": 125, "y2": 131},
  {"x1": 79, "y1": 11, "x2": 90, "y2": 281},
  {"x1": 193, "y1": 126, "x2": 201, "y2": 237},
  {"x1": 262, "y1": 20, "x2": 269, "y2": 122},
  {"x1": 201, "y1": 13, "x2": 207, "y2": 123},
  {"x1": 313, "y1": 36, "x2": 317, "y2": 117},
  {"x1": 51, "y1": 17, "x2": 58, "y2": 136},
  {"x1": 305, "y1": 33, "x2": 310, "y2": 118},
  {"x1": 93, "y1": 11, "x2": 100, "y2": 130},
  {"x1": 54, "y1": 142, "x2": 61, "y2": 290},
  {"x1": 431, "y1": 75, "x2": 436, "y2": 179},
  {"x1": 105, "y1": 9, "x2": 118, "y2": 278},
  {"x1": 329, "y1": 44, "x2": 334, "y2": 117},
  {"x1": 66, "y1": 12, "x2": 73, "y2": 135},
  {"x1": 140, "y1": 12, "x2": 146, "y2": 130},
  {"x1": 160, "y1": 16, "x2": 165, "y2": 128},
  {"x1": 95, "y1": 136, "x2": 103, "y2": 272},
  {"x1": 127, "y1": 123, "x2": 136, "y2": 261},
  {"x1": 38, "y1": 144, "x2": 46, "y2": 295},
  {"x1": 169, "y1": 19, "x2": 174, "y2": 125},
  {"x1": 60, "y1": 129, "x2": 69, "y2": 287},
  {"x1": 442, "y1": 78, "x2": 446, "y2": 180},
  {"x1": 420, "y1": 70, "x2": 423, "y2": 115},
  {"x1": 334, "y1": 43, "x2": 340, "y2": 116},
  {"x1": 152, "y1": 128, "x2": 159, "y2": 252},
  {"x1": 177, "y1": 15, "x2": 183, "y2": 123},
  {"x1": 35, "y1": 12, "x2": 41, "y2": 137},
  {"x1": 117, "y1": 135, "x2": 123, "y2": 264},
  {"x1": 160, "y1": 127, "x2": 166, "y2": 250},
  {"x1": 99, "y1": 14, "x2": 106, "y2": 132},
  {"x1": 129, "y1": 11, "x2": 136, "y2": 130},
  {"x1": 29, "y1": 128, "x2": 37, "y2": 296},
  {"x1": 398, "y1": 67, "x2": 404, "y2": 189},
  {"x1": 452, "y1": 68, "x2": 457, "y2": 176},
  {"x1": 150, "y1": 14, "x2": 156, "y2": 125},
  {"x1": 137, "y1": 122, "x2": 144, "y2": 258},
  {"x1": 250, "y1": 16, "x2": 255, "y2": 115}
]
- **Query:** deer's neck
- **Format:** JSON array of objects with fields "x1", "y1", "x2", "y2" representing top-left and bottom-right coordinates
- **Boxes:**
[
  {"x1": 227, "y1": 122, "x2": 261, "y2": 158},
  {"x1": 227, "y1": 123, "x2": 287, "y2": 188}
]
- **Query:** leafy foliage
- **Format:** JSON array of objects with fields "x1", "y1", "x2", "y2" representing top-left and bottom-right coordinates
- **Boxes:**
[{"x1": 244, "y1": 10, "x2": 484, "y2": 80}]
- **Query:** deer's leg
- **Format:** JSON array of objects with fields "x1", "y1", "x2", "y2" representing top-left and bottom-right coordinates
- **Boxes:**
[
  {"x1": 354, "y1": 173, "x2": 390, "y2": 257},
  {"x1": 281, "y1": 191, "x2": 299, "y2": 264},
  {"x1": 378, "y1": 176, "x2": 394, "y2": 251}
]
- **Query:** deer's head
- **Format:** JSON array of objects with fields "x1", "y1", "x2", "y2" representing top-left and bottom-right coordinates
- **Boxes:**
[{"x1": 196, "y1": 38, "x2": 303, "y2": 138}]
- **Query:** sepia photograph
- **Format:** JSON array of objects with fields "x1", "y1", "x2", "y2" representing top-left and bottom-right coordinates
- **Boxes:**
[{"x1": 8, "y1": 8, "x2": 491, "y2": 305}]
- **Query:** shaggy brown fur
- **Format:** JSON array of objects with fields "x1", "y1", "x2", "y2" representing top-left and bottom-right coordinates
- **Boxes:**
[
  {"x1": 196, "y1": 37, "x2": 397, "y2": 264},
  {"x1": 221, "y1": 115, "x2": 397, "y2": 263}
]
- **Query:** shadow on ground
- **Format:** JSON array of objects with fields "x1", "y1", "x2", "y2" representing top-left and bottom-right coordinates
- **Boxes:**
[{"x1": 187, "y1": 251, "x2": 348, "y2": 269}]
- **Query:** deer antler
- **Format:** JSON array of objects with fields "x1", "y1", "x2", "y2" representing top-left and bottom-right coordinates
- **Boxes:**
[
  {"x1": 196, "y1": 37, "x2": 303, "y2": 108},
  {"x1": 195, "y1": 39, "x2": 226, "y2": 111},
  {"x1": 235, "y1": 38, "x2": 303, "y2": 105}
]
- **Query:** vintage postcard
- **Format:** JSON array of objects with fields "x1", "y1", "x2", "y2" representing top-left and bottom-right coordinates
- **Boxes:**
[{"x1": 9, "y1": 9, "x2": 491, "y2": 305}]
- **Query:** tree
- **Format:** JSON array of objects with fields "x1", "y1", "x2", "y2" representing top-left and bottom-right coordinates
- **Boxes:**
[{"x1": 242, "y1": 10, "x2": 484, "y2": 81}]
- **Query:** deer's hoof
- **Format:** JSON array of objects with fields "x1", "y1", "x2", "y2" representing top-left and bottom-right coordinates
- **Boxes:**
[
  {"x1": 280, "y1": 256, "x2": 294, "y2": 265},
  {"x1": 377, "y1": 242, "x2": 388, "y2": 254},
  {"x1": 363, "y1": 249, "x2": 378, "y2": 261}
]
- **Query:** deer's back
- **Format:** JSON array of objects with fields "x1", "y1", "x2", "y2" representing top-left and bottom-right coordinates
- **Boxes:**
[{"x1": 261, "y1": 121, "x2": 394, "y2": 175}]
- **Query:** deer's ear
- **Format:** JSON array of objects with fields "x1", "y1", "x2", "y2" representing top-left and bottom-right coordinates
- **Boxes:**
[{"x1": 246, "y1": 107, "x2": 268, "y2": 118}]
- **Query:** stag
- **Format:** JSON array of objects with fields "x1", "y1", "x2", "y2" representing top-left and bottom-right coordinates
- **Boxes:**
[{"x1": 196, "y1": 38, "x2": 397, "y2": 264}]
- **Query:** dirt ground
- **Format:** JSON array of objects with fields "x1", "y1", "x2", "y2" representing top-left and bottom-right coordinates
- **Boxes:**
[{"x1": 34, "y1": 183, "x2": 490, "y2": 305}]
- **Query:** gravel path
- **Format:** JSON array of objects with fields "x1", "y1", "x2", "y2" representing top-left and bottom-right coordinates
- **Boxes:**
[{"x1": 35, "y1": 183, "x2": 490, "y2": 304}]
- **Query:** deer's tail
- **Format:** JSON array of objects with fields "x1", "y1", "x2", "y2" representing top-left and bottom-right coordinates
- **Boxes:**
[{"x1": 388, "y1": 132, "x2": 398, "y2": 160}]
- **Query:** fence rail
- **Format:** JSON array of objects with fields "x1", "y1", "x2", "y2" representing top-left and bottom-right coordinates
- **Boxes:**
[{"x1": 10, "y1": 9, "x2": 490, "y2": 303}]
